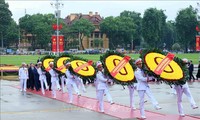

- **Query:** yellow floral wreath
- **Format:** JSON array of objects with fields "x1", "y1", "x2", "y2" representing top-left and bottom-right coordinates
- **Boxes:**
[
  {"x1": 100, "y1": 51, "x2": 136, "y2": 86},
  {"x1": 145, "y1": 52, "x2": 183, "y2": 81},
  {"x1": 140, "y1": 48, "x2": 188, "y2": 85}
]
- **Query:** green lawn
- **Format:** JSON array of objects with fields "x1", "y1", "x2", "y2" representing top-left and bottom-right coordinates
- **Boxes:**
[{"x1": 0, "y1": 53, "x2": 199, "y2": 66}]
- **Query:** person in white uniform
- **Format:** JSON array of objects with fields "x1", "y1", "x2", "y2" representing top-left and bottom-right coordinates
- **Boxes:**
[
  {"x1": 75, "y1": 76, "x2": 86, "y2": 93},
  {"x1": 60, "y1": 74, "x2": 67, "y2": 93},
  {"x1": 127, "y1": 83, "x2": 137, "y2": 110},
  {"x1": 95, "y1": 70, "x2": 114, "y2": 104},
  {"x1": 18, "y1": 62, "x2": 29, "y2": 92},
  {"x1": 65, "y1": 62, "x2": 80, "y2": 103},
  {"x1": 48, "y1": 62, "x2": 59, "y2": 98},
  {"x1": 174, "y1": 58, "x2": 198, "y2": 117},
  {"x1": 37, "y1": 62, "x2": 49, "y2": 95},
  {"x1": 96, "y1": 61, "x2": 114, "y2": 113},
  {"x1": 134, "y1": 58, "x2": 161, "y2": 119}
]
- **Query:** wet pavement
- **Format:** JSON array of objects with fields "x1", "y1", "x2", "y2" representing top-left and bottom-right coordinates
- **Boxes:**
[{"x1": 1, "y1": 80, "x2": 200, "y2": 120}]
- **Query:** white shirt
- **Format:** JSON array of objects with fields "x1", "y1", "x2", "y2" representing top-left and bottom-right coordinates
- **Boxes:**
[
  {"x1": 134, "y1": 68, "x2": 149, "y2": 91},
  {"x1": 18, "y1": 67, "x2": 28, "y2": 79},
  {"x1": 37, "y1": 67, "x2": 46, "y2": 80},
  {"x1": 49, "y1": 68, "x2": 59, "y2": 82},
  {"x1": 65, "y1": 69, "x2": 76, "y2": 85},
  {"x1": 96, "y1": 71, "x2": 108, "y2": 90}
]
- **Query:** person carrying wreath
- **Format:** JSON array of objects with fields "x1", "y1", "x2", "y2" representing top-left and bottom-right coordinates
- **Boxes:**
[
  {"x1": 134, "y1": 58, "x2": 161, "y2": 119},
  {"x1": 96, "y1": 61, "x2": 114, "y2": 113},
  {"x1": 65, "y1": 61, "x2": 80, "y2": 103},
  {"x1": 174, "y1": 58, "x2": 198, "y2": 117},
  {"x1": 48, "y1": 62, "x2": 59, "y2": 98}
]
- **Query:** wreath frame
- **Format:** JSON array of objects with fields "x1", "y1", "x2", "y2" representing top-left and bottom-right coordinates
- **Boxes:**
[
  {"x1": 100, "y1": 50, "x2": 136, "y2": 86},
  {"x1": 68, "y1": 56, "x2": 96, "y2": 81},
  {"x1": 140, "y1": 48, "x2": 189, "y2": 86}
]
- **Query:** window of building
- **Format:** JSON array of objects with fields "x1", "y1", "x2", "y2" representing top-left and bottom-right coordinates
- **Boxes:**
[
  {"x1": 90, "y1": 40, "x2": 93, "y2": 47},
  {"x1": 95, "y1": 32, "x2": 99, "y2": 38}
]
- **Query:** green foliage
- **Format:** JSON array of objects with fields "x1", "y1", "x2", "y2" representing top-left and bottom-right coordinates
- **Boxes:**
[
  {"x1": 19, "y1": 13, "x2": 68, "y2": 50},
  {"x1": 0, "y1": 0, "x2": 12, "y2": 33},
  {"x1": 70, "y1": 18, "x2": 95, "y2": 50},
  {"x1": 162, "y1": 21, "x2": 177, "y2": 50},
  {"x1": 175, "y1": 6, "x2": 197, "y2": 53},
  {"x1": 100, "y1": 11, "x2": 142, "y2": 50},
  {"x1": 172, "y1": 43, "x2": 181, "y2": 51},
  {"x1": 142, "y1": 8, "x2": 167, "y2": 48},
  {"x1": 4, "y1": 19, "x2": 19, "y2": 48}
]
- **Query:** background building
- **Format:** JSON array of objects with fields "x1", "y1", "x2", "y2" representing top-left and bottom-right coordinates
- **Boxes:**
[{"x1": 65, "y1": 11, "x2": 109, "y2": 50}]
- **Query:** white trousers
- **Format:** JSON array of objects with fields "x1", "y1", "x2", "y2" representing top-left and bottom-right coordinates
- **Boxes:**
[
  {"x1": 175, "y1": 86, "x2": 196, "y2": 114},
  {"x1": 128, "y1": 86, "x2": 135, "y2": 108},
  {"x1": 67, "y1": 82, "x2": 80, "y2": 102},
  {"x1": 40, "y1": 79, "x2": 48, "y2": 94},
  {"x1": 61, "y1": 77, "x2": 67, "y2": 93},
  {"x1": 76, "y1": 79, "x2": 86, "y2": 92},
  {"x1": 97, "y1": 89, "x2": 105, "y2": 111},
  {"x1": 20, "y1": 79, "x2": 27, "y2": 91},
  {"x1": 56, "y1": 80, "x2": 61, "y2": 90},
  {"x1": 138, "y1": 90, "x2": 146, "y2": 117},
  {"x1": 104, "y1": 88, "x2": 113, "y2": 103},
  {"x1": 145, "y1": 87, "x2": 159, "y2": 107},
  {"x1": 51, "y1": 81, "x2": 57, "y2": 98}
]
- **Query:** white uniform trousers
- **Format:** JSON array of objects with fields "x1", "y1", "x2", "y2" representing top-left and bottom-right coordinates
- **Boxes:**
[
  {"x1": 56, "y1": 80, "x2": 61, "y2": 90},
  {"x1": 128, "y1": 86, "x2": 135, "y2": 109},
  {"x1": 20, "y1": 79, "x2": 27, "y2": 91},
  {"x1": 97, "y1": 89, "x2": 105, "y2": 112},
  {"x1": 104, "y1": 88, "x2": 113, "y2": 103},
  {"x1": 76, "y1": 78, "x2": 86, "y2": 92},
  {"x1": 40, "y1": 79, "x2": 48, "y2": 95},
  {"x1": 51, "y1": 81, "x2": 57, "y2": 98},
  {"x1": 175, "y1": 86, "x2": 196, "y2": 114},
  {"x1": 67, "y1": 81, "x2": 80, "y2": 103},
  {"x1": 145, "y1": 87, "x2": 159, "y2": 107},
  {"x1": 61, "y1": 77, "x2": 67, "y2": 93},
  {"x1": 138, "y1": 90, "x2": 146, "y2": 117}
]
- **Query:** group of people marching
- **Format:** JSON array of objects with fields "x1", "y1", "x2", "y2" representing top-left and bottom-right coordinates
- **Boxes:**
[{"x1": 18, "y1": 57, "x2": 198, "y2": 119}]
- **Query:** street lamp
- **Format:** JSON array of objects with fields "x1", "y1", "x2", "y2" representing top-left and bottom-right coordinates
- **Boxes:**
[{"x1": 50, "y1": 0, "x2": 64, "y2": 55}]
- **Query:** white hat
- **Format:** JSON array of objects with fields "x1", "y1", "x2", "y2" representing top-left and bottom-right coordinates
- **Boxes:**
[
  {"x1": 182, "y1": 58, "x2": 188, "y2": 63},
  {"x1": 22, "y1": 62, "x2": 26, "y2": 65},
  {"x1": 37, "y1": 61, "x2": 42, "y2": 64},
  {"x1": 135, "y1": 58, "x2": 142, "y2": 65},
  {"x1": 96, "y1": 61, "x2": 102, "y2": 68},
  {"x1": 49, "y1": 62, "x2": 54, "y2": 65},
  {"x1": 65, "y1": 62, "x2": 71, "y2": 66}
]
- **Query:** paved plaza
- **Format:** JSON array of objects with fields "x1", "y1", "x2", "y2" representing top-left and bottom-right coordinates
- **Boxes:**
[{"x1": 1, "y1": 80, "x2": 200, "y2": 120}]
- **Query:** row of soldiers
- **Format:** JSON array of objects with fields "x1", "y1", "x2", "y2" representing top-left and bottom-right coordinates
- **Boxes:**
[{"x1": 18, "y1": 58, "x2": 198, "y2": 119}]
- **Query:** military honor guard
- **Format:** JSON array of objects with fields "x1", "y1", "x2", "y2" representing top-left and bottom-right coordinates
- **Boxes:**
[{"x1": 18, "y1": 62, "x2": 29, "y2": 92}]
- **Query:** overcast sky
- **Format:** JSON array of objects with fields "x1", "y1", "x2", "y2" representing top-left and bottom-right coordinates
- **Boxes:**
[{"x1": 6, "y1": 0, "x2": 200, "y2": 24}]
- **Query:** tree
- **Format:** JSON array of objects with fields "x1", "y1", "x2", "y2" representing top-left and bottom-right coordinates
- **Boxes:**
[
  {"x1": 69, "y1": 18, "x2": 95, "y2": 50},
  {"x1": 4, "y1": 19, "x2": 19, "y2": 48},
  {"x1": 19, "y1": 13, "x2": 67, "y2": 50},
  {"x1": 0, "y1": 0, "x2": 12, "y2": 48},
  {"x1": 100, "y1": 16, "x2": 118, "y2": 49},
  {"x1": 142, "y1": 8, "x2": 167, "y2": 48},
  {"x1": 175, "y1": 6, "x2": 198, "y2": 53},
  {"x1": 172, "y1": 43, "x2": 181, "y2": 52},
  {"x1": 120, "y1": 10, "x2": 142, "y2": 49},
  {"x1": 100, "y1": 14, "x2": 137, "y2": 50},
  {"x1": 162, "y1": 21, "x2": 177, "y2": 50}
]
